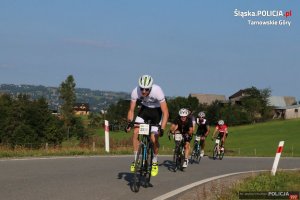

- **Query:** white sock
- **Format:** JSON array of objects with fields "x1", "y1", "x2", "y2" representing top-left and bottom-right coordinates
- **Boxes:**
[
  {"x1": 152, "y1": 154, "x2": 158, "y2": 163},
  {"x1": 134, "y1": 151, "x2": 137, "y2": 161}
]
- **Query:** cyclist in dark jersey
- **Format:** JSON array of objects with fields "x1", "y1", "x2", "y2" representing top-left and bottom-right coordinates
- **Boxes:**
[
  {"x1": 170, "y1": 108, "x2": 193, "y2": 168},
  {"x1": 195, "y1": 111, "x2": 210, "y2": 157}
]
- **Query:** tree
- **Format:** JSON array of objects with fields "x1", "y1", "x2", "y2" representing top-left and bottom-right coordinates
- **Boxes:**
[
  {"x1": 167, "y1": 96, "x2": 199, "y2": 122},
  {"x1": 88, "y1": 112, "x2": 102, "y2": 128},
  {"x1": 59, "y1": 75, "x2": 76, "y2": 139},
  {"x1": 241, "y1": 87, "x2": 272, "y2": 122}
]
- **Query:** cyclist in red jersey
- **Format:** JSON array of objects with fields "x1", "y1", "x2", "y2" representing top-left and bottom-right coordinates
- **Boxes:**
[{"x1": 212, "y1": 120, "x2": 228, "y2": 150}]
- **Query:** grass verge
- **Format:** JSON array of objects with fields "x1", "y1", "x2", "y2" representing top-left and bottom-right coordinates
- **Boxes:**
[{"x1": 218, "y1": 171, "x2": 300, "y2": 200}]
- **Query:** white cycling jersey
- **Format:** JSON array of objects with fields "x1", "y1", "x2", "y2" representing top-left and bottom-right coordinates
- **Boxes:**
[{"x1": 131, "y1": 84, "x2": 166, "y2": 108}]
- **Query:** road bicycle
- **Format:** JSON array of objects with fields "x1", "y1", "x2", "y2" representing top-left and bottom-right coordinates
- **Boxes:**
[
  {"x1": 190, "y1": 135, "x2": 203, "y2": 164},
  {"x1": 132, "y1": 121, "x2": 157, "y2": 193},
  {"x1": 212, "y1": 135, "x2": 225, "y2": 160},
  {"x1": 172, "y1": 132, "x2": 185, "y2": 172}
]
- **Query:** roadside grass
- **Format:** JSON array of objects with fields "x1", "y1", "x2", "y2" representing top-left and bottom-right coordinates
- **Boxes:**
[
  {"x1": 217, "y1": 170, "x2": 300, "y2": 200},
  {"x1": 0, "y1": 118, "x2": 299, "y2": 158},
  {"x1": 102, "y1": 118, "x2": 300, "y2": 157}
]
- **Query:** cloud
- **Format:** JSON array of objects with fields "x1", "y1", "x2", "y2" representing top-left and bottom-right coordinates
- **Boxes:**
[{"x1": 64, "y1": 38, "x2": 120, "y2": 49}]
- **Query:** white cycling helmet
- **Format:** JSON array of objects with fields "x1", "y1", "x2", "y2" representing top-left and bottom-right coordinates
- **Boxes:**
[
  {"x1": 179, "y1": 108, "x2": 189, "y2": 117},
  {"x1": 218, "y1": 120, "x2": 224, "y2": 125},
  {"x1": 138, "y1": 75, "x2": 153, "y2": 89},
  {"x1": 198, "y1": 111, "x2": 205, "y2": 118}
]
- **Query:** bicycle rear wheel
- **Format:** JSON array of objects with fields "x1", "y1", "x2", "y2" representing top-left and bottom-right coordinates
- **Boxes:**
[{"x1": 133, "y1": 143, "x2": 143, "y2": 192}]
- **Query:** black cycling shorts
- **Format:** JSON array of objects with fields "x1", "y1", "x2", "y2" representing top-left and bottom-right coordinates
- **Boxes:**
[
  {"x1": 137, "y1": 105, "x2": 162, "y2": 125},
  {"x1": 183, "y1": 133, "x2": 193, "y2": 143},
  {"x1": 218, "y1": 132, "x2": 228, "y2": 138},
  {"x1": 196, "y1": 130, "x2": 206, "y2": 137}
]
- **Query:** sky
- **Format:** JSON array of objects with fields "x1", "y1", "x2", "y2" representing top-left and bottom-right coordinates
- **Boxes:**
[{"x1": 0, "y1": 1, "x2": 299, "y2": 100}]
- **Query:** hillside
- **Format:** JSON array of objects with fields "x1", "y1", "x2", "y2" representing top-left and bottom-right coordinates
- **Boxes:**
[{"x1": 0, "y1": 84, "x2": 130, "y2": 112}]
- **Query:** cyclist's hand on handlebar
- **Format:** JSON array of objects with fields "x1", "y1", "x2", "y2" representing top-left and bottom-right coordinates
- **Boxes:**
[
  {"x1": 125, "y1": 121, "x2": 134, "y2": 133},
  {"x1": 167, "y1": 131, "x2": 171, "y2": 141},
  {"x1": 159, "y1": 128, "x2": 164, "y2": 137}
]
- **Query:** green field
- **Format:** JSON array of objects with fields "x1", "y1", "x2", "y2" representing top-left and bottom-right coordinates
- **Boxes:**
[
  {"x1": 101, "y1": 118, "x2": 300, "y2": 157},
  {"x1": 0, "y1": 118, "x2": 299, "y2": 158}
]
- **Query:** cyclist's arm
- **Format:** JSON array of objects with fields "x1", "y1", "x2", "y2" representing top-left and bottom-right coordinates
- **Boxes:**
[
  {"x1": 127, "y1": 100, "x2": 136, "y2": 122},
  {"x1": 222, "y1": 127, "x2": 228, "y2": 141},
  {"x1": 169, "y1": 123, "x2": 178, "y2": 134},
  {"x1": 188, "y1": 127, "x2": 193, "y2": 136},
  {"x1": 160, "y1": 101, "x2": 169, "y2": 130},
  {"x1": 212, "y1": 127, "x2": 218, "y2": 138},
  {"x1": 222, "y1": 132, "x2": 226, "y2": 142},
  {"x1": 205, "y1": 125, "x2": 210, "y2": 137},
  {"x1": 225, "y1": 127, "x2": 228, "y2": 134}
]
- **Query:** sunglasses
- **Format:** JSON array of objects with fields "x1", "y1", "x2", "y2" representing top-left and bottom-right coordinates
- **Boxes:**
[{"x1": 140, "y1": 88, "x2": 150, "y2": 92}]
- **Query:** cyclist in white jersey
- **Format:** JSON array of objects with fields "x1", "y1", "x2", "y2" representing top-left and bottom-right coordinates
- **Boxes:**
[{"x1": 126, "y1": 75, "x2": 169, "y2": 177}]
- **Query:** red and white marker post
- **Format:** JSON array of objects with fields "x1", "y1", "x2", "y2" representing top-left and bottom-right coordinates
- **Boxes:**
[
  {"x1": 104, "y1": 120, "x2": 110, "y2": 153},
  {"x1": 271, "y1": 141, "x2": 284, "y2": 176}
]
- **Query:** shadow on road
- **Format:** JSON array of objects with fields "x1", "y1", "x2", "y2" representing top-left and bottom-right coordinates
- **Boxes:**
[
  {"x1": 117, "y1": 172, "x2": 153, "y2": 193},
  {"x1": 159, "y1": 159, "x2": 176, "y2": 172},
  {"x1": 117, "y1": 172, "x2": 133, "y2": 184},
  {"x1": 117, "y1": 172, "x2": 136, "y2": 192}
]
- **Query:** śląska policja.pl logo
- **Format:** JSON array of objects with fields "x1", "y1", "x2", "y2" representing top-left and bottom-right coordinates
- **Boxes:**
[{"x1": 234, "y1": 9, "x2": 293, "y2": 26}]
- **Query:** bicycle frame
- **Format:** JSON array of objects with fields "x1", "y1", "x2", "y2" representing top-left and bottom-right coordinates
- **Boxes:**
[
  {"x1": 132, "y1": 122, "x2": 155, "y2": 192},
  {"x1": 213, "y1": 136, "x2": 224, "y2": 160},
  {"x1": 173, "y1": 133, "x2": 185, "y2": 171},
  {"x1": 190, "y1": 135, "x2": 203, "y2": 163}
]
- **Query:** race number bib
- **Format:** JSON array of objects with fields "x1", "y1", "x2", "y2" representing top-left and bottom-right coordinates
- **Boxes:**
[
  {"x1": 138, "y1": 124, "x2": 150, "y2": 135},
  {"x1": 195, "y1": 136, "x2": 201, "y2": 141},
  {"x1": 215, "y1": 139, "x2": 220, "y2": 144},
  {"x1": 175, "y1": 134, "x2": 183, "y2": 141}
]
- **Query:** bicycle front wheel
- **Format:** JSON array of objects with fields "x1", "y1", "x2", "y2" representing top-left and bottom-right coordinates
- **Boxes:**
[
  {"x1": 219, "y1": 149, "x2": 224, "y2": 160},
  {"x1": 174, "y1": 144, "x2": 181, "y2": 172},
  {"x1": 213, "y1": 144, "x2": 218, "y2": 160},
  {"x1": 190, "y1": 145, "x2": 196, "y2": 164},
  {"x1": 133, "y1": 143, "x2": 143, "y2": 192},
  {"x1": 197, "y1": 144, "x2": 202, "y2": 163},
  {"x1": 145, "y1": 144, "x2": 153, "y2": 187}
]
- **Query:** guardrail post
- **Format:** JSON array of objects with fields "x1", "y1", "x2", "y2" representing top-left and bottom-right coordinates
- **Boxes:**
[
  {"x1": 105, "y1": 120, "x2": 110, "y2": 153},
  {"x1": 92, "y1": 141, "x2": 96, "y2": 152},
  {"x1": 45, "y1": 143, "x2": 48, "y2": 151},
  {"x1": 271, "y1": 141, "x2": 284, "y2": 176}
]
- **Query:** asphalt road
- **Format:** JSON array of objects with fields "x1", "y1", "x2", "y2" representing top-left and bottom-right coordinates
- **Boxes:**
[{"x1": 0, "y1": 155, "x2": 299, "y2": 200}]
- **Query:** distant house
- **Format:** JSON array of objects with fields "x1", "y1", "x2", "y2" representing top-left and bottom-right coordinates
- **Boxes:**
[
  {"x1": 229, "y1": 90, "x2": 299, "y2": 119},
  {"x1": 229, "y1": 90, "x2": 248, "y2": 105},
  {"x1": 272, "y1": 105, "x2": 300, "y2": 119},
  {"x1": 190, "y1": 93, "x2": 226, "y2": 105},
  {"x1": 73, "y1": 103, "x2": 90, "y2": 115},
  {"x1": 268, "y1": 96, "x2": 299, "y2": 119}
]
